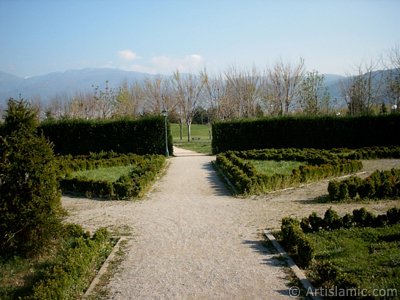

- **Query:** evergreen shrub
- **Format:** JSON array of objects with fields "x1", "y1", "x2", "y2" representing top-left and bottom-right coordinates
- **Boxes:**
[
  {"x1": 0, "y1": 99, "x2": 62, "y2": 257},
  {"x1": 212, "y1": 114, "x2": 400, "y2": 154},
  {"x1": 40, "y1": 117, "x2": 173, "y2": 155}
]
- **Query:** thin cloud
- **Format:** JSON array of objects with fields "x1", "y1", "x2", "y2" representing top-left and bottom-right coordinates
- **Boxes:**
[
  {"x1": 118, "y1": 49, "x2": 138, "y2": 61},
  {"x1": 118, "y1": 53, "x2": 205, "y2": 74},
  {"x1": 151, "y1": 54, "x2": 205, "y2": 73}
]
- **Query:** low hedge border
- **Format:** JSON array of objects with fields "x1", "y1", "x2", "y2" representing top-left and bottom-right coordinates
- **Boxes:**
[
  {"x1": 26, "y1": 225, "x2": 114, "y2": 300},
  {"x1": 280, "y1": 207, "x2": 400, "y2": 269},
  {"x1": 215, "y1": 148, "x2": 363, "y2": 195},
  {"x1": 58, "y1": 153, "x2": 165, "y2": 199},
  {"x1": 328, "y1": 168, "x2": 400, "y2": 201}
]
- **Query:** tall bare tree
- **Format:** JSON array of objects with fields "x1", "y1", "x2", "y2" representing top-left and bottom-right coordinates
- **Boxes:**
[
  {"x1": 265, "y1": 58, "x2": 305, "y2": 115},
  {"x1": 93, "y1": 81, "x2": 117, "y2": 118},
  {"x1": 224, "y1": 66, "x2": 263, "y2": 118},
  {"x1": 141, "y1": 76, "x2": 176, "y2": 115},
  {"x1": 386, "y1": 44, "x2": 400, "y2": 112},
  {"x1": 200, "y1": 69, "x2": 227, "y2": 121},
  {"x1": 173, "y1": 71, "x2": 205, "y2": 142},
  {"x1": 342, "y1": 61, "x2": 384, "y2": 116}
]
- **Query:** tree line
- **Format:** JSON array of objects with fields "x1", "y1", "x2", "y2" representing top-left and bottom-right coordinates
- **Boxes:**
[{"x1": 3, "y1": 45, "x2": 399, "y2": 142}]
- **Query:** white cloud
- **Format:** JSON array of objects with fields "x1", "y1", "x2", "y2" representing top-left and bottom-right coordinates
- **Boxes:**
[
  {"x1": 118, "y1": 49, "x2": 138, "y2": 61},
  {"x1": 151, "y1": 54, "x2": 205, "y2": 73},
  {"x1": 115, "y1": 53, "x2": 205, "y2": 74}
]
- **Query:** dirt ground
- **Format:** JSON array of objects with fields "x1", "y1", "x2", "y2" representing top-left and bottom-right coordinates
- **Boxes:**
[{"x1": 62, "y1": 149, "x2": 400, "y2": 299}]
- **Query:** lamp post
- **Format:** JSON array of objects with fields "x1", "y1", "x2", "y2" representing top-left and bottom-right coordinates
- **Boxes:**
[{"x1": 161, "y1": 109, "x2": 169, "y2": 157}]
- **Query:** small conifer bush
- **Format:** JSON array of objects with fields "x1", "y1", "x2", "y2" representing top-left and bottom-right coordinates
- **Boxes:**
[{"x1": 0, "y1": 99, "x2": 62, "y2": 256}]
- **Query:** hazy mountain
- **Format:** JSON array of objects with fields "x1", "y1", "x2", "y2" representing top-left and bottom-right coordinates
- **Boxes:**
[
  {"x1": 0, "y1": 68, "x2": 156, "y2": 106},
  {"x1": 0, "y1": 68, "x2": 396, "y2": 108}
]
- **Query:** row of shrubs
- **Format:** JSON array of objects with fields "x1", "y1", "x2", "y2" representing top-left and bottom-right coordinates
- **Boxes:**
[
  {"x1": 300, "y1": 207, "x2": 400, "y2": 233},
  {"x1": 28, "y1": 225, "x2": 114, "y2": 299},
  {"x1": 59, "y1": 153, "x2": 165, "y2": 199},
  {"x1": 280, "y1": 207, "x2": 400, "y2": 268},
  {"x1": 216, "y1": 149, "x2": 363, "y2": 194},
  {"x1": 56, "y1": 151, "x2": 149, "y2": 174},
  {"x1": 212, "y1": 114, "x2": 400, "y2": 154},
  {"x1": 336, "y1": 146, "x2": 400, "y2": 160},
  {"x1": 39, "y1": 117, "x2": 173, "y2": 156},
  {"x1": 281, "y1": 217, "x2": 314, "y2": 268},
  {"x1": 328, "y1": 168, "x2": 400, "y2": 201}
]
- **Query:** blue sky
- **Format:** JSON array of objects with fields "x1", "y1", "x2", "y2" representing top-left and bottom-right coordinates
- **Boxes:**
[{"x1": 0, "y1": 0, "x2": 399, "y2": 77}]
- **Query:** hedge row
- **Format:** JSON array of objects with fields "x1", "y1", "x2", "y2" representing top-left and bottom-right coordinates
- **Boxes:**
[
  {"x1": 281, "y1": 217, "x2": 314, "y2": 268},
  {"x1": 328, "y1": 168, "x2": 400, "y2": 201},
  {"x1": 39, "y1": 117, "x2": 173, "y2": 155},
  {"x1": 215, "y1": 149, "x2": 362, "y2": 194},
  {"x1": 280, "y1": 207, "x2": 400, "y2": 268},
  {"x1": 56, "y1": 151, "x2": 148, "y2": 174},
  {"x1": 212, "y1": 114, "x2": 400, "y2": 154},
  {"x1": 336, "y1": 146, "x2": 400, "y2": 160},
  {"x1": 300, "y1": 207, "x2": 400, "y2": 233},
  {"x1": 28, "y1": 225, "x2": 113, "y2": 300},
  {"x1": 58, "y1": 153, "x2": 165, "y2": 199}
]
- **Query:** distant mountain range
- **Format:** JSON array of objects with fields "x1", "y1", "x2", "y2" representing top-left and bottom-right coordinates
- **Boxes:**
[
  {"x1": 0, "y1": 68, "x2": 393, "y2": 107},
  {"x1": 0, "y1": 68, "x2": 155, "y2": 106}
]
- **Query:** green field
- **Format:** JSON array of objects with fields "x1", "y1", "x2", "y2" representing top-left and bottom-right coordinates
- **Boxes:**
[
  {"x1": 72, "y1": 165, "x2": 133, "y2": 182},
  {"x1": 248, "y1": 160, "x2": 306, "y2": 176},
  {"x1": 170, "y1": 123, "x2": 212, "y2": 154}
]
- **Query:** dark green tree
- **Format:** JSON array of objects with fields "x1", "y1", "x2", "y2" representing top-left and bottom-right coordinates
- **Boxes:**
[{"x1": 0, "y1": 99, "x2": 62, "y2": 256}]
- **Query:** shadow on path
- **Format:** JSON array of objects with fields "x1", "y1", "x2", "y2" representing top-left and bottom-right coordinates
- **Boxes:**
[{"x1": 201, "y1": 161, "x2": 231, "y2": 197}]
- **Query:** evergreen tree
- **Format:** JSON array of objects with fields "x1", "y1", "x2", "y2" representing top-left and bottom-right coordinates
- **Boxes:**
[{"x1": 0, "y1": 99, "x2": 62, "y2": 257}]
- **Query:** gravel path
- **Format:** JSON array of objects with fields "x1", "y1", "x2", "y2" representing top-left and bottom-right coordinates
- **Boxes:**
[
  {"x1": 62, "y1": 149, "x2": 400, "y2": 299},
  {"x1": 64, "y1": 148, "x2": 291, "y2": 299}
]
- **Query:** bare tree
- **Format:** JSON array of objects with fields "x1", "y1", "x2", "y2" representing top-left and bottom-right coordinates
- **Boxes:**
[
  {"x1": 385, "y1": 44, "x2": 400, "y2": 112},
  {"x1": 92, "y1": 81, "x2": 117, "y2": 118},
  {"x1": 298, "y1": 70, "x2": 331, "y2": 115},
  {"x1": 342, "y1": 61, "x2": 384, "y2": 116},
  {"x1": 172, "y1": 70, "x2": 205, "y2": 142},
  {"x1": 265, "y1": 58, "x2": 305, "y2": 115},
  {"x1": 200, "y1": 69, "x2": 227, "y2": 121},
  {"x1": 141, "y1": 76, "x2": 176, "y2": 114},
  {"x1": 224, "y1": 66, "x2": 263, "y2": 118}
]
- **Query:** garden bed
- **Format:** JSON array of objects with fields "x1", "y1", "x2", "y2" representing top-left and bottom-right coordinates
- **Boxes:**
[
  {"x1": 0, "y1": 225, "x2": 115, "y2": 299},
  {"x1": 57, "y1": 152, "x2": 166, "y2": 199},
  {"x1": 277, "y1": 207, "x2": 400, "y2": 299},
  {"x1": 216, "y1": 147, "x2": 400, "y2": 196}
]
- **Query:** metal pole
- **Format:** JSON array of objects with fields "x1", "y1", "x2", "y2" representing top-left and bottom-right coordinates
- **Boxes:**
[{"x1": 164, "y1": 113, "x2": 169, "y2": 157}]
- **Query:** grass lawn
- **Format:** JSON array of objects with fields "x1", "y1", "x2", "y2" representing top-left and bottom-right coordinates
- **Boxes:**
[
  {"x1": 307, "y1": 224, "x2": 400, "y2": 292},
  {"x1": 248, "y1": 160, "x2": 306, "y2": 176},
  {"x1": 170, "y1": 123, "x2": 212, "y2": 154},
  {"x1": 71, "y1": 165, "x2": 133, "y2": 182}
]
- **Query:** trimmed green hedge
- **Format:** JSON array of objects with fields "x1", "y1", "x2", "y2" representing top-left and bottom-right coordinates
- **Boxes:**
[
  {"x1": 280, "y1": 207, "x2": 400, "y2": 268},
  {"x1": 215, "y1": 148, "x2": 363, "y2": 195},
  {"x1": 212, "y1": 114, "x2": 400, "y2": 154},
  {"x1": 281, "y1": 217, "x2": 314, "y2": 268},
  {"x1": 328, "y1": 168, "x2": 400, "y2": 201},
  {"x1": 39, "y1": 117, "x2": 173, "y2": 155},
  {"x1": 28, "y1": 225, "x2": 114, "y2": 300},
  {"x1": 57, "y1": 153, "x2": 165, "y2": 199},
  {"x1": 300, "y1": 207, "x2": 400, "y2": 233}
]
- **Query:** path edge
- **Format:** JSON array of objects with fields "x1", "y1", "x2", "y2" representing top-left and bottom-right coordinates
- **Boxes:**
[
  {"x1": 83, "y1": 236, "x2": 126, "y2": 299},
  {"x1": 264, "y1": 230, "x2": 322, "y2": 300}
]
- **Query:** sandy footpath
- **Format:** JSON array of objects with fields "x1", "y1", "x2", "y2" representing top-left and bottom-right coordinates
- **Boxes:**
[{"x1": 62, "y1": 148, "x2": 400, "y2": 299}]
